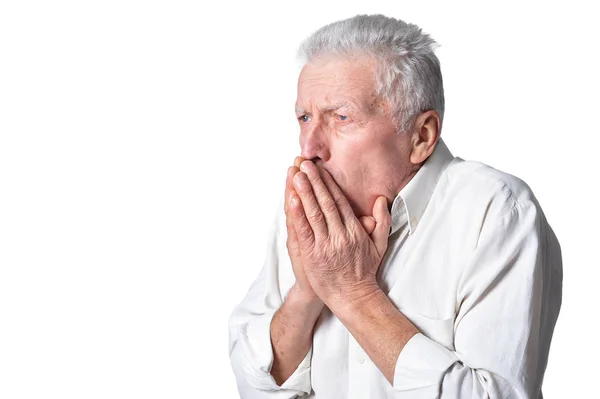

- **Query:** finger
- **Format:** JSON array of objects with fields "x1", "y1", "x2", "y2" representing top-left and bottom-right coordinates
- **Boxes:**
[
  {"x1": 359, "y1": 216, "x2": 376, "y2": 235},
  {"x1": 284, "y1": 156, "x2": 305, "y2": 213},
  {"x1": 317, "y1": 166, "x2": 359, "y2": 227},
  {"x1": 284, "y1": 166, "x2": 300, "y2": 214},
  {"x1": 371, "y1": 196, "x2": 392, "y2": 257},
  {"x1": 284, "y1": 157, "x2": 305, "y2": 214},
  {"x1": 294, "y1": 156, "x2": 306, "y2": 168},
  {"x1": 293, "y1": 171, "x2": 329, "y2": 239},
  {"x1": 298, "y1": 160, "x2": 345, "y2": 232},
  {"x1": 290, "y1": 191, "x2": 316, "y2": 252},
  {"x1": 285, "y1": 188, "x2": 303, "y2": 262}
]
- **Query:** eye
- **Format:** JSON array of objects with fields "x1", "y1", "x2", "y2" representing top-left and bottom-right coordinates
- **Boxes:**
[
  {"x1": 337, "y1": 114, "x2": 348, "y2": 121},
  {"x1": 299, "y1": 115, "x2": 310, "y2": 123}
]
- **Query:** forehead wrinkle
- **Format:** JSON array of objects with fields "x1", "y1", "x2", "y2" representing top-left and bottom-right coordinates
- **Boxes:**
[
  {"x1": 319, "y1": 101, "x2": 350, "y2": 113},
  {"x1": 297, "y1": 67, "x2": 378, "y2": 116},
  {"x1": 295, "y1": 100, "x2": 356, "y2": 116},
  {"x1": 299, "y1": 76, "x2": 371, "y2": 91}
]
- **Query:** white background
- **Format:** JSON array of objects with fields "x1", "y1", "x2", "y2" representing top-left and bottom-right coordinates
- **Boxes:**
[{"x1": 1, "y1": 1, "x2": 598, "y2": 398}]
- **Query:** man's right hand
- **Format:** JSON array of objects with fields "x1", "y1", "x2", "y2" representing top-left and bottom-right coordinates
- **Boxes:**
[
  {"x1": 284, "y1": 157, "x2": 378, "y2": 303},
  {"x1": 284, "y1": 156, "x2": 322, "y2": 303}
]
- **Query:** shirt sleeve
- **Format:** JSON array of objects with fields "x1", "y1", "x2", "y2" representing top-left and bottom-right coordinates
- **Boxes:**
[
  {"x1": 228, "y1": 196, "x2": 313, "y2": 398},
  {"x1": 392, "y1": 198, "x2": 563, "y2": 398}
]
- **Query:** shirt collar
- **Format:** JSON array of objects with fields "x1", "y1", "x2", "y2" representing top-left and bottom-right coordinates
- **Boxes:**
[{"x1": 389, "y1": 138, "x2": 455, "y2": 236}]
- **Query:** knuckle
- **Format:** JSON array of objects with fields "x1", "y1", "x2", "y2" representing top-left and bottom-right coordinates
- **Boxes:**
[
  {"x1": 333, "y1": 232, "x2": 349, "y2": 248},
  {"x1": 285, "y1": 215, "x2": 293, "y2": 229},
  {"x1": 334, "y1": 195, "x2": 350, "y2": 210},
  {"x1": 286, "y1": 240, "x2": 299, "y2": 255},
  {"x1": 322, "y1": 199, "x2": 337, "y2": 214},
  {"x1": 299, "y1": 223, "x2": 313, "y2": 238},
  {"x1": 308, "y1": 209, "x2": 325, "y2": 225},
  {"x1": 308, "y1": 172, "x2": 321, "y2": 185},
  {"x1": 297, "y1": 183, "x2": 311, "y2": 195}
]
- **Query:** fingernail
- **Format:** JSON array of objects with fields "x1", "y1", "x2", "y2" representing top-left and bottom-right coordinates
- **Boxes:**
[{"x1": 300, "y1": 161, "x2": 311, "y2": 173}]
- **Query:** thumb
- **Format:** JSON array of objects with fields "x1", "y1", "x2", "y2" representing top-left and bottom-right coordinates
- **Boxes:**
[
  {"x1": 359, "y1": 215, "x2": 376, "y2": 235},
  {"x1": 371, "y1": 196, "x2": 391, "y2": 257}
]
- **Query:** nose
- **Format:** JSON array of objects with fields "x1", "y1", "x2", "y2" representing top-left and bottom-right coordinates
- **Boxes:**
[{"x1": 299, "y1": 119, "x2": 330, "y2": 162}]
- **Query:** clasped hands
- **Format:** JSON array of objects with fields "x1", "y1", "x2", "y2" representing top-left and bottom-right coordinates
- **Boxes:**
[{"x1": 284, "y1": 157, "x2": 392, "y2": 311}]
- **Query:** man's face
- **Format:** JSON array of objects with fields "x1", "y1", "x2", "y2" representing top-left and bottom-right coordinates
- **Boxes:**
[{"x1": 295, "y1": 55, "x2": 417, "y2": 218}]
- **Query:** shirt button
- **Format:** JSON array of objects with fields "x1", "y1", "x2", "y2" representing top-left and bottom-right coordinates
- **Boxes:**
[{"x1": 358, "y1": 357, "x2": 365, "y2": 364}]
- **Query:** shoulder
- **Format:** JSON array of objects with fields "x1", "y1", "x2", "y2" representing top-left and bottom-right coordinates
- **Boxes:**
[{"x1": 440, "y1": 158, "x2": 540, "y2": 220}]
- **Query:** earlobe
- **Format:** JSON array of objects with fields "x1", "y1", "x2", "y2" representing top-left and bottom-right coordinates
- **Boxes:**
[
  {"x1": 409, "y1": 111, "x2": 440, "y2": 164},
  {"x1": 409, "y1": 142, "x2": 428, "y2": 165}
]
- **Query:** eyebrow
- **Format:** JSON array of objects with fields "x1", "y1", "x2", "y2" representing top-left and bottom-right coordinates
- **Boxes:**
[{"x1": 295, "y1": 101, "x2": 351, "y2": 115}]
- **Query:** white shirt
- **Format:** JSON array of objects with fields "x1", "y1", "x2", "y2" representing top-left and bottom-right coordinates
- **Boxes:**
[{"x1": 228, "y1": 139, "x2": 562, "y2": 398}]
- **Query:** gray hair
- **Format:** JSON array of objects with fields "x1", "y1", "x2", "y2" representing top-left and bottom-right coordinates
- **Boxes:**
[{"x1": 297, "y1": 14, "x2": 444, "y2": 134}]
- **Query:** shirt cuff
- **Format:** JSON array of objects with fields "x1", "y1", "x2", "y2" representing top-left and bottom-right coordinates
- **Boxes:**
[
  {"x1": 393, "y1": 333, "x2": 459, "y2": 393},
  {"x1": 238, "y1": 311, "x2": 313, "y2": 394}
]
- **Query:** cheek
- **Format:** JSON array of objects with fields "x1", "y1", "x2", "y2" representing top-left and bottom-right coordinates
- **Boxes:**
[
  {"x1": 331, "y1": 150, "x2": 368, "y2": 191},
  {"x1": 346, "y1": 141, "x2": 398, "y2": 187},
  {"x1": 327, "y1": 130, "x2": 396, "y2": 189}
]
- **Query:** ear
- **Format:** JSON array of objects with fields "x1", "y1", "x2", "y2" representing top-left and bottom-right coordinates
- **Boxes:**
[{"x1": 409, "y1": 110, "x2": 441, "y2": 164}]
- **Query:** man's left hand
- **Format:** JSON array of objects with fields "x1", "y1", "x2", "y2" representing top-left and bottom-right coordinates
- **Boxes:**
[{"x1": 289, "y1": 160, "x2": 392, "y2": 309}]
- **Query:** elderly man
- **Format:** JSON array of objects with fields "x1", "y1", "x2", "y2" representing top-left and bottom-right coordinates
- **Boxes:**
[{"x1": 228, "y1": 14, "x2": 562, "y2": 399}]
